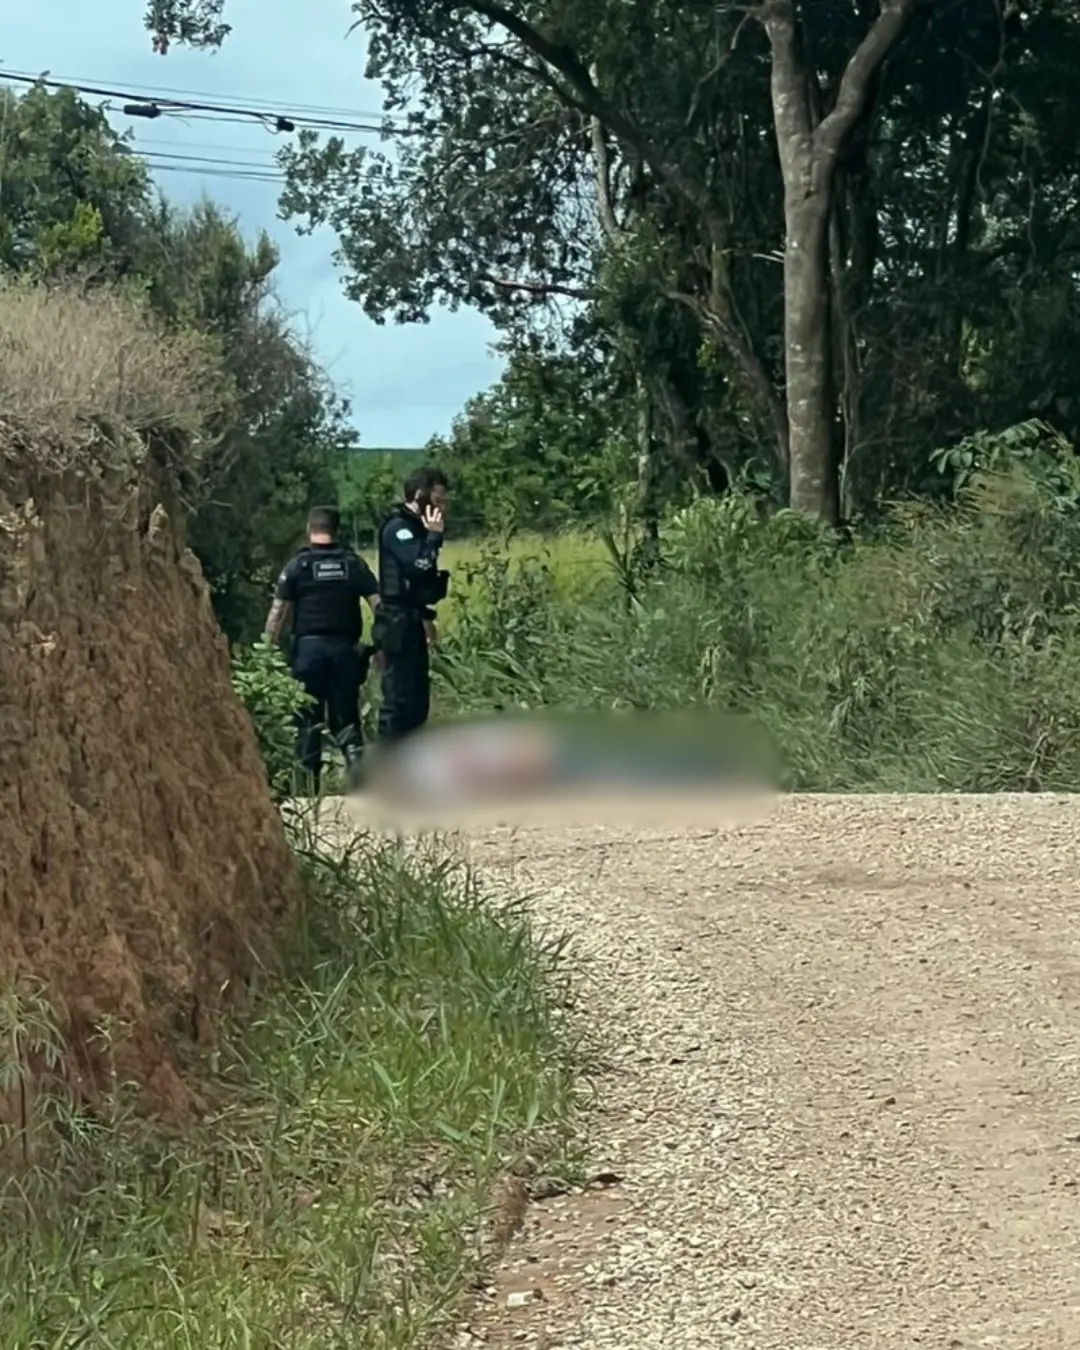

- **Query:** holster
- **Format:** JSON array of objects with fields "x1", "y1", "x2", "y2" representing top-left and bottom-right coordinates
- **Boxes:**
[
  {"x1": 399, "y1": 568, "x2": 450, "y2": 609},
  {"x1": 372, "y1": 608, "x2": 412, "y2": 657}
]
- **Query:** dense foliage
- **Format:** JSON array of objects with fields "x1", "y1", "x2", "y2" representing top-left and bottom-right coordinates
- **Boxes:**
[
  {"x1": 0, "y1": 83, "x2": 353, "y2": 640},
  {"x1": 434, "y1": 432, "x2": 1080, "y2": 791},
  {"x1": 145, "y1": 0, "x2": 1080, "y2": 528}
]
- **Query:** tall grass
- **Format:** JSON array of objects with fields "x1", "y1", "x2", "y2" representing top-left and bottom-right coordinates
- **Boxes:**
[
  {"x1": 0, "y1": 819, "x2": 585, "y2": 1349},
  {"x1": 433, "y1": 478, "x2": 1080, "y2": 791}
]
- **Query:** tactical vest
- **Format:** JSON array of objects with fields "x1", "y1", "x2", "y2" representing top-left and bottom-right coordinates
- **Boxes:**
[
  {"x1": 378, "y1": 504, "x2": 449, "y2": 610},
  {"x1": 290, "y1": 543, "x2": 363, "y2": 643}
]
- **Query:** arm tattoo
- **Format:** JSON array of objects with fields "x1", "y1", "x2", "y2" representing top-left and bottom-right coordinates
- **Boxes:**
[{"x1": 264, "y1": 598, "x2": 291, "y2": 643}]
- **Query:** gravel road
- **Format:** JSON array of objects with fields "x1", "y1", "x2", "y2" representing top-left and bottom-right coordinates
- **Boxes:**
[{"x1": 449, "y1": 793, "x2": 1080, "y2": 1350}]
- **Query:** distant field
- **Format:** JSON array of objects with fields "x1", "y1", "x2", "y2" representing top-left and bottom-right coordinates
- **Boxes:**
[
  {"x1": 359, "y1": 530, "x2": 610, "y2": 629},
  {"x1": 440, "y1": 530, "x2": 605, "y2": 575}
]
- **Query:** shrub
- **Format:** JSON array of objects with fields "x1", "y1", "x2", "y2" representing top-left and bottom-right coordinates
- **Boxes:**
[
  {"x1": 230, "y1": 639, "x2": 307, "y2": 799},
  {"x1": 0, "y1": 275, "x2": 227, "y2": 457}
]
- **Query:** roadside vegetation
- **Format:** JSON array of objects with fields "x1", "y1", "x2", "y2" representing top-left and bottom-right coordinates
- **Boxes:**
[
  {"x1": 0, "y1": 815, "x2": 583, "y2": 1348},
  {"x1": 432, "y1": 426, "x2": 1080, "y2": 793},
  {"x1": 8, "y1": 1, "x2": 1080, "y2": 1338},
  {"x1": 0, "y1": 87, "x2": 586, "y2": 1350}
]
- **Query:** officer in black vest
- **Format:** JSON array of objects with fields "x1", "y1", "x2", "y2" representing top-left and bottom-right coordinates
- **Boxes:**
[
  {"x1": 264, "y1": 505, "x2": 380, "y2": 791},
  {"x1": 373, "y1": 466, "x2": 450, "y2": 743}
]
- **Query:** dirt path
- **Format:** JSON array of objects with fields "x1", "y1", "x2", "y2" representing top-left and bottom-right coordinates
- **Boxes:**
[{"x1": 448, "y1": 794, "x2": 1080, "y2": 1349}]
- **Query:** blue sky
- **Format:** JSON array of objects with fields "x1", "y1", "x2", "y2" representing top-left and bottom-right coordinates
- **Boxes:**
[{"x1": 2, "y1": 0, "x2": 504, "y2": 447}]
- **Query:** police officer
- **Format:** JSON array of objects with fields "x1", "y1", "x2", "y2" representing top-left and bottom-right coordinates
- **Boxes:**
[
  {"x1": 264, "y1": 505, "x2": 379, "y2": 791},
  {"x1": 373, "y1": 466, "x2": 450, "y2": 743}
]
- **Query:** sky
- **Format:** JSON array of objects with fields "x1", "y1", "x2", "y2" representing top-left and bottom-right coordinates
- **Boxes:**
[{"x1": 1, "y1": 0, "x2": 504, "y2": 448}]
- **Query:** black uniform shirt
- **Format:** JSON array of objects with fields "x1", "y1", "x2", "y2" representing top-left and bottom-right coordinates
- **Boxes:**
[
  {"x1": 377, "y1": 505, "x2": 445, "y2": 617},
  {"x1": 274, "y1": 543, "x2": 377, "y2": 645}
]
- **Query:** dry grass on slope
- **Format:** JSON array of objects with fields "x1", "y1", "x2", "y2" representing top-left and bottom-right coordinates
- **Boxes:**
[{"x1": 0, "y1": 276, "x2": 229, "y2": 469}]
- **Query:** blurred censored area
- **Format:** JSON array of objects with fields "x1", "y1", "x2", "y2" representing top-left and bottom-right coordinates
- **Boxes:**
[{"x1": 357, "y1": 711, "x2": 781, "y2": 831}]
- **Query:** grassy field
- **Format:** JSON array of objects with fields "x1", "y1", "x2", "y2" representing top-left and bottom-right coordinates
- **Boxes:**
[
  {"x1": 1, "y1": 825, "x2": 583, "y2": 1349},
  {"x1": 362, "y1": 530, "x2": 605, "y2": 581},
  {"x1": 360, "y1": 530, "x2": 610, "y2": 633},
  {"x1": 441, "y1": 530, "x2": 602, "y2": 570}
]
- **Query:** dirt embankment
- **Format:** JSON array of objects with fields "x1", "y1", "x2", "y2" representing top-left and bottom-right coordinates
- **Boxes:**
[{"x1": 0, "y1": 282, "x2": 303, "y2": 1117}]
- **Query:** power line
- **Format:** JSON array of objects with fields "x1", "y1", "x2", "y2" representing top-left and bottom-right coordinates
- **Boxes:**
[
  {"x1": 147, "y1": 110, "x2": 300, "y2": 130},
  {"x1": 126, "y1": 145, "x2": 281, "y2": 169},
  {"x1": 0, "y1": 67, "x2": 416, "y2": 188},
  {"x1": 130, "y1": 135, "x2": 285, "y2": 160},
  {"x1": 148, "y1": 161, "x2": 284, "y2": 183},
  {"x1": 0, "y1": 65, "x2": 405, "y2": 123},
  {"x1": 0, "y1": 69, "x2": 421, "y2": 137},
  {"x1": 141, "y1": 149, "x2": 285, "y2": 174}
]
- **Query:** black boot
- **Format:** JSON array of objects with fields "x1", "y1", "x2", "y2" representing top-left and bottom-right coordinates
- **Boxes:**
[
  {"x1": 294, "y1": 713, "x2": 324, "y2": 797},
  {"x1": 337, "y1": 726, "x2": 366, "y2": 794}
]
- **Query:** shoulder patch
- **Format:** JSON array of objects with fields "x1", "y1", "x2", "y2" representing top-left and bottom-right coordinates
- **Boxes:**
[{"x1": 395, "y1": 527, "x2": 414, "y2": 540}]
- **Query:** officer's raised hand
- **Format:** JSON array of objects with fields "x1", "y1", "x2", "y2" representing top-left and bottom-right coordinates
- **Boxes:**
[{"x1": 422, "y1": 503, "x2": 444, "y2": 534}]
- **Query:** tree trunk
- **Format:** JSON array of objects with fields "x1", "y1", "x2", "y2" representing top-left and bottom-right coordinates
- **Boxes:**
[
  {"x1": 636, "y1": 376, "x2": 660, "y2": 544},
  {"x1": 761, "y1": 0, "x2": 920, "y2": 523},
  {"x1": 784, "y1": 196, "x2": 839, "y2": 520}
]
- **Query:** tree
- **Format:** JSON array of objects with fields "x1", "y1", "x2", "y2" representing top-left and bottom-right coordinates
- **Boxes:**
[
  {"x1": 143, "y1": 0, "x2": 1080, "y2": 525},
  {"x1": 0, "y1": 84, "x2": 149, "y2": 276},
  {"x1": 141, "y1": 0, "x2": 922, "y2": 520},
  {"x1": 276, "y1": 1, "x2": 792, "y2": 506},
  {"x1": 759, "y1": 0, "x2": 920, "y2": 520},
  {"x1": 336, "y1": 451, "x2": 403, "y2": 550},
  {"x1": 1, "y1": 83, "x2": 356, "y2": 640},
  {"x1": 137, "y1": 201, "x2": 354, "y2": 639},
  {"x1": 427, "y1": 338, "x2": 629, "y2": 533}
]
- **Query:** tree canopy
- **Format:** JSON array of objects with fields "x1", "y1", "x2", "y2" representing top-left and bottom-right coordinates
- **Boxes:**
[{"x1": 142, "y1": 0, "x2": 1080, "y2": 525}]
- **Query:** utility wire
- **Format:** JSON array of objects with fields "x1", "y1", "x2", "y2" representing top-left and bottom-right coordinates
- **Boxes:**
[
  {"x1": 148, "y1": 162, "x2": 284, "y2": 183},
  {"x1": 0, "y1": 69, "x2": 420, "y2": 136},
  {"x1": 0, "y1": 67, "x2": 413, "y2": 186},
  {"x1": 128, "y1": 135, "x2": 285, "y2": 159},
  {"x1": 0, "y1": 65, "x2": 404, "y2": 123},
  {"x1": 143, "y1": 154, "x2": 284, "y2": 180},
  {"x1": 127, "y1": 145, "x2": 282, "y2": 169}
]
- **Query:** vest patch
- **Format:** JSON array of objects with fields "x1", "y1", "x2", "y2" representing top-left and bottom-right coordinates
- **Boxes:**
[{"x1": 312, "y1": 558, "x2": 348, "y2": 581}]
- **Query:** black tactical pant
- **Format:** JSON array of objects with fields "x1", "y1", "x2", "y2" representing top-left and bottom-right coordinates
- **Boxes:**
[
  {"x1": 291, "y1": 635, "x2": 366, "y2": 788},
  {"x1": 375, "y1": 608, "x2": 430, "y2": 743}
]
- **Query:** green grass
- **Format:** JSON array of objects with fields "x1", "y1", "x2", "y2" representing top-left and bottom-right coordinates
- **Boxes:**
[
  {"x1": 429, "y1": 487, "x2": 1080, "y2": 791},
  {"x1": 358, "y1": 530, "x2": 608, "y2": 638},
  {"x1": 0, "y1": 819, "x2": 584, "y2": 1349},
  {"x1": 437, "y1": 531, "x2": 605, "y2": 578}
]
